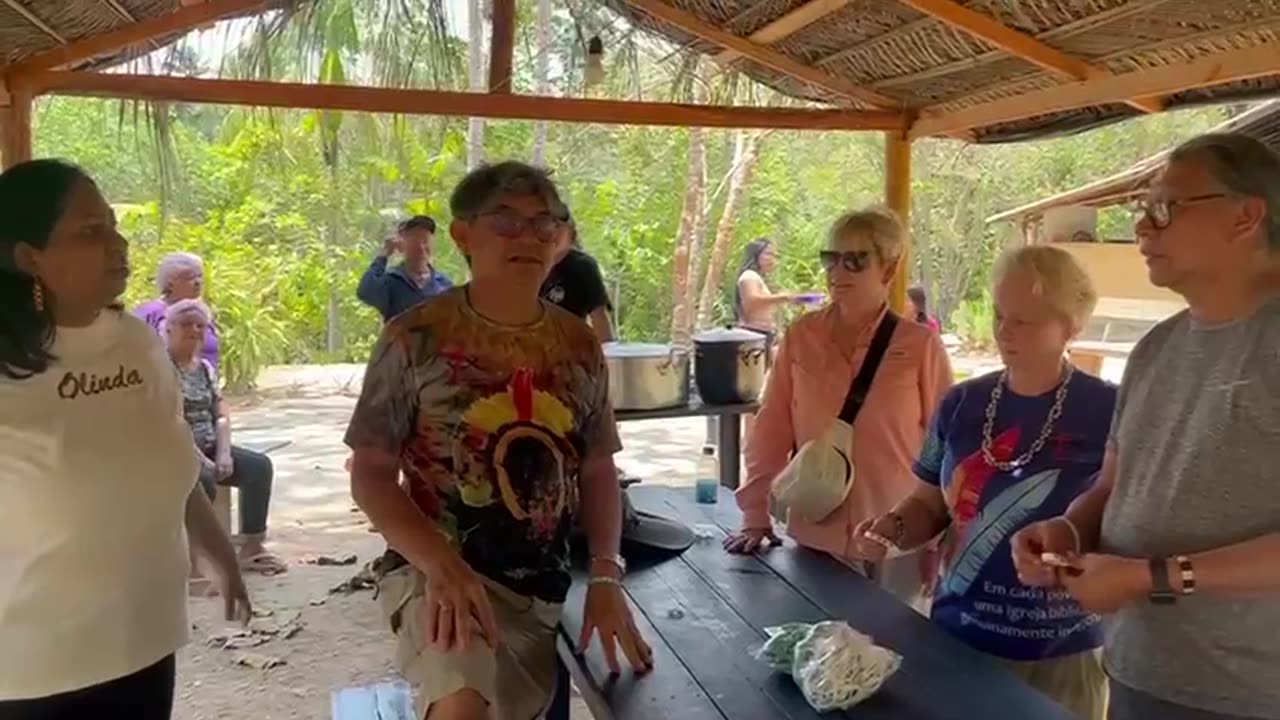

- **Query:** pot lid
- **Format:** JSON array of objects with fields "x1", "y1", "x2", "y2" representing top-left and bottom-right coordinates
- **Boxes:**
[
  {"x1": 604, "y1": 342, "x2": 680, "y2": 358},
  {"x1": 692, "y1": 326, "x2": 768, "y2": 344}
]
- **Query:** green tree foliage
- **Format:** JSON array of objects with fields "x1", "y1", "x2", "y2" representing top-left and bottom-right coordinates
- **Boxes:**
[{"x1": 30, "y1": 1, "x2": 1241, "y2": 387}]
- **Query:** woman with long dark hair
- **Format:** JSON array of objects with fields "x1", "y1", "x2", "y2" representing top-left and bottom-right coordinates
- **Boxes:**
[
  {"x1": 734, "y1": 238, "x2": 808, "y2": 352},
  {"x1": 0, "y1": 159, "x2": 249, "y2": 718}
]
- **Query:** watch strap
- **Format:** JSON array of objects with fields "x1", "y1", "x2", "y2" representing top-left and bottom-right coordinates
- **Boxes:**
[
  {"x1": 1176, "y1": 555, "x2": 1196, "y2": 595},
  {"x1": 1148, "y1": 556, "x2": 1176, "y2": 605}
]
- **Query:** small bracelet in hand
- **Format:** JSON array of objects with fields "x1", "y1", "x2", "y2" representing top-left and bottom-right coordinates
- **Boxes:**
[{"x1": 588, "y1": 576, "x2": 623, "y2": 588}]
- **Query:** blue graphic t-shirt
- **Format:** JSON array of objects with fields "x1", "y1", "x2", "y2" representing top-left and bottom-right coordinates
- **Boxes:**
[{"x1": 914, "y1": 370, "x2": 1115, "y2": 661}]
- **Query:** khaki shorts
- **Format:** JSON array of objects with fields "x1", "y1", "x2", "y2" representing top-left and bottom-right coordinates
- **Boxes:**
[
  {"x1": 1000, "y1": 649, "x2": 1108, "y2": 720},
  {"x1": 377, "y1": 565, "x2": 563, "y2": 720}
]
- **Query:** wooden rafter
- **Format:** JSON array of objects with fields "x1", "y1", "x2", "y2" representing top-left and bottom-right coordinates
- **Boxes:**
[
  {"x1": 622, "y1": 0, "x2": 899, "y2": 109},
  {"x1": 0, "y1": 0, "x2": 66, "y2": 44},
  {"x1": 892, "y1": 0, "x2": 1162, "y2": 114},
  {"x1": 910, "y1": 41, "x2": 1280, "y2": 138},
  {"x1": 3, "y1": 0, "x2": 270, "y2": 77},
  {"x1": 871, "y1": 0, "x2": 1173, "y2": 89},
  {"x1": 488, "y1": 0, "x2": 515, "y2": 93},
  {"x1": 712, "y1": 0, "x2": 852, "y2": 65},
  {"x1": 18, "y1": 71, "x2": 909, "y2": 132}
]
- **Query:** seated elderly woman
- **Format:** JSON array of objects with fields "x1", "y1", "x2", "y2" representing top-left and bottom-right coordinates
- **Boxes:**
[
  {"x1": 724, "y1": 207, "x2": 953, "y2": 605},
  {"x1": 165, "y1": 299, "x2": 284, "y2": 577},
  {"x1": 135, "y1": 251, "x2": 219, "y2": 369},
  {"x1": 849, "y1": 245, "x2": 1114, "y2": 719}
]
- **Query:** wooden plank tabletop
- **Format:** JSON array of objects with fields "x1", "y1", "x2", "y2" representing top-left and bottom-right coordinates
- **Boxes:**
[{"x1": 559, "y1": 486, "x2": 1073, "y2": 720}]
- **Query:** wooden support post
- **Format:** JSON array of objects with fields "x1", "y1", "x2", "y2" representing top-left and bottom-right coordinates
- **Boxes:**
[
  {"x1": 885, "y1": 130, "x2": 912, "y2": 314},
  {"x1": 1, "y1": 86, "x2": 33, "y2": 169},
  {"x1": 488, "y1": 0, "x2": 516, "y2": 94}
]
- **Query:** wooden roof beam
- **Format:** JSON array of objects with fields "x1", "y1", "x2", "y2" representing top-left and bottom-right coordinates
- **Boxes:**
[
  {"x1": 488, "y1": 0, "x2": 515, "y2": 93},
  {"x1": 712, "y1": 0, "x2": 853, "y2": 65},
  {"x1": 622, "y1": 0, "x2": 899, "y2": 110},
  {"x1": 17, "y1": 70, "x2": 909, "y2": 132},
  {"x1": 3, "y1": 0, "x2": 271, "y2": 77},
  {"x1": 892, "y1": 0, "x2": 1163, "y2": 114},
  {"x1": 910, "y1": 41, "x2": 1280, "y2": 138}
]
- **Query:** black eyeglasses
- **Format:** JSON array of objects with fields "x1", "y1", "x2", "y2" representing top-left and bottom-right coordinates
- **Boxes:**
[
  {"x1": 819, "y1": 249, "x2": 873, "y2": 273},
  {"x1": 1134, "y1": 193, "x2": 1229, "y2": 230},
  {"x1": 479, "y1": 210, "x2": 562, "y2": 243}
]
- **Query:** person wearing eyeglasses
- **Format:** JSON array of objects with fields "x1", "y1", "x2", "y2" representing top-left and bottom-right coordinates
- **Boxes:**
[
  {"x1": 850, "y1": 245, "x2": 1113, "y2": 720},
  {"x1": 724, "y1": 207, "x2": 953, "y2": 606},
  {"x1": 346, "y1": 162, "x2": 651, "y2": 720},
  {"x1": 1012, "y1": 132, "x2": 1280, "y2": 720},
  {"x1": 357, "y1": 215, "x2": 454, "y2": 323}
]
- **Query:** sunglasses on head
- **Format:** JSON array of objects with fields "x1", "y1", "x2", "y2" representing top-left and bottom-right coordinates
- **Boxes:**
[
  {"x1": 819, "y1": 249, "x2": 873, "y2": 273},
  {"x1": 479, "y1": 209, "x2": 561, "y2": 243}
]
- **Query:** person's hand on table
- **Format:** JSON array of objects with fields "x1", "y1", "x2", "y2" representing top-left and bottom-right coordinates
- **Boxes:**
[
  {"x1": 1011, "y1": 517, "x2": 1080, "y2": 587},
  {"x1": 723, "y1": 526, "x2": 780, "y2": 554},
  {"x1": 850, "y1": 515, "x2": 898, "y2": 563},
  {"x1": 419, "y1": 547, "x2": 502, "y2": 653},
  {"x1": 579, "y1": 562, "x2": 653, "y2": 675},
  {"x1": 1060, "y1": 554, "x2": 1150, "y2": 614}
]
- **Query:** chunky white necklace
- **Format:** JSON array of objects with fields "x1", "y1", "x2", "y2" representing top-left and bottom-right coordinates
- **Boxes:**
[{"x1": 981, "y1": 363, "x2": 1074, "y2": 472}]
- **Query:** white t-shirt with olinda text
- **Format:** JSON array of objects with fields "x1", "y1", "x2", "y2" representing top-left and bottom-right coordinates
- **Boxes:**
[{"x1": 0, "y1": 311, "x2": 199, "y2": 700}]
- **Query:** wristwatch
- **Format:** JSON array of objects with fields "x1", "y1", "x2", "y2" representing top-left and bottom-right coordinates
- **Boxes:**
[{"x1": 1148, "y1": 556, "x2": 1177, "y2": 605}]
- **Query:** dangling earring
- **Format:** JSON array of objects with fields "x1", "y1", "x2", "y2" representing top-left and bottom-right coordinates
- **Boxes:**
[{"x1": 32, "y1": 280, "x2": 45, "y2": 312}]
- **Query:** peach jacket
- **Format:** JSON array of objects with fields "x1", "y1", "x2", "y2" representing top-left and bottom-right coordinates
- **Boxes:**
[{"x1": 736, "y1": 305, "x2": 953, "y2": 561}]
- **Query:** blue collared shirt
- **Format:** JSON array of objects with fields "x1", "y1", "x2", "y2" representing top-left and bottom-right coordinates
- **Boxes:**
[{"x1": 356, "y1": 256, "x2": 454, "y2": 322}]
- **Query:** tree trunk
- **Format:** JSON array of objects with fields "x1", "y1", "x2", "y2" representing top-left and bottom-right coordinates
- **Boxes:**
[
  {"x1": 668, "y1": 125, "x2": 705, "y2": 345},
  {"x1": 695, "y1": 130, "x2": 764, "y2": 329},
  {"x1": 467, "y1": 0, "x2": 486, "y2": 170},
  {"x1": 531, "y1": 0, "x2": 551, "y2": 167}
]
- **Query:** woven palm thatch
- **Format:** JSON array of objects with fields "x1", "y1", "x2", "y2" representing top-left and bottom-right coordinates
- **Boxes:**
[
  {"x1": 604, "y1": 0, "x2": 1280, "y2": 142},
  {"x1": 0, "y1": 1, "x2": 292, "y2": 71}
]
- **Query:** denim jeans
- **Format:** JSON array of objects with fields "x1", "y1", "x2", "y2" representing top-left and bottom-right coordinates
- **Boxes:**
[{"x1": 199, "y1": 445, "x2": 273, "y2": 537}]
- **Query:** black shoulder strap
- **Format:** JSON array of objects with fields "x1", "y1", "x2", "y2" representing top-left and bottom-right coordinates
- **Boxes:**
[{"x1": 837, "y1": 313, "x2": 899, "y2": 424}]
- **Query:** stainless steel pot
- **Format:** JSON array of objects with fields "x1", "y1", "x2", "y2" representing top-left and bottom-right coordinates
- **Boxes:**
[
  {"x1": 603, "y1": 342, "x2": 690, "y2": 411},
  {"x1": 692, "y1": 327, "x2": 768, "y2": 405}
]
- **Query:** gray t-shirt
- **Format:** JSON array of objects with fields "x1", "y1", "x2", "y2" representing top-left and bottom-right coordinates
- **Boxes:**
[{"x1": 1101, "y1": 297, "x2": 1280, "y2": 719}]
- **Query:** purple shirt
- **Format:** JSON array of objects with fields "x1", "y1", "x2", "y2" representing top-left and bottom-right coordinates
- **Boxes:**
[{"x1": 133, "y1": 298, "x2": 220, "y2": 370}]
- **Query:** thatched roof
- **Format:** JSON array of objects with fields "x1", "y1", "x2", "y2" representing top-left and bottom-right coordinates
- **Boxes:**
[
  {"x1": 4, "y1": 1, "x2": 1280, "y2": 143},
  {"x1": 0, "y1": 1, "x2": 284, "y2": 72},
  {"x1": 604, "y1": 0, "x2": 1280, "y2": 142},
  {"x1": 987, "y1": 100, "x2": 1280, "y2": 224}
]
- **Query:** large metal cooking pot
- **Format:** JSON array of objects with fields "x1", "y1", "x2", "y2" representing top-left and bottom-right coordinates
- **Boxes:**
[
  {"x1": 603, "y1": 342, "x2": 690, "y2": 411},
  {"x1": 692, "y1": 327, "x2": 768, "y2": 405}
]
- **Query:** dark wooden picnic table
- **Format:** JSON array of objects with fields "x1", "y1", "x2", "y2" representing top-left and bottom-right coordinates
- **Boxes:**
[
  {"x1": 615, "y1": 401, "x2": 758, "y2": 491},
  {"x1": 558, "y1": 485, "x2": 1073, "y2": 720}
]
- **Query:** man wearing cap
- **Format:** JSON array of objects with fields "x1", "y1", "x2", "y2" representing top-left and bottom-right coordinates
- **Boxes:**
[{"x1": 357, "y1": 215, "x2": 454, "y2": 322}]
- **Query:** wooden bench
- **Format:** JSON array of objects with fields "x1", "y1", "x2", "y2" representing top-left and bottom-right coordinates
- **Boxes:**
[{"x1": 557, "y1": 486, "x2": 1073, "y2": 719}]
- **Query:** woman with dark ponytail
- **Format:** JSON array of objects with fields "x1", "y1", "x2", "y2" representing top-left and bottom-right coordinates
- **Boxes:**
[{"x1": 0, "y1": 160, "x2": 249, "y2": 718}]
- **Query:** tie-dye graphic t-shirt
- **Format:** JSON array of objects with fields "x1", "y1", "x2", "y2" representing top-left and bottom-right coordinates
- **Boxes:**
[
  {"x1": 344, "y1": 288, "x2": 620, "y2": 603},
  {"x1": 913, "y1": 370, "x2": 1115, "y2": 661}
]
